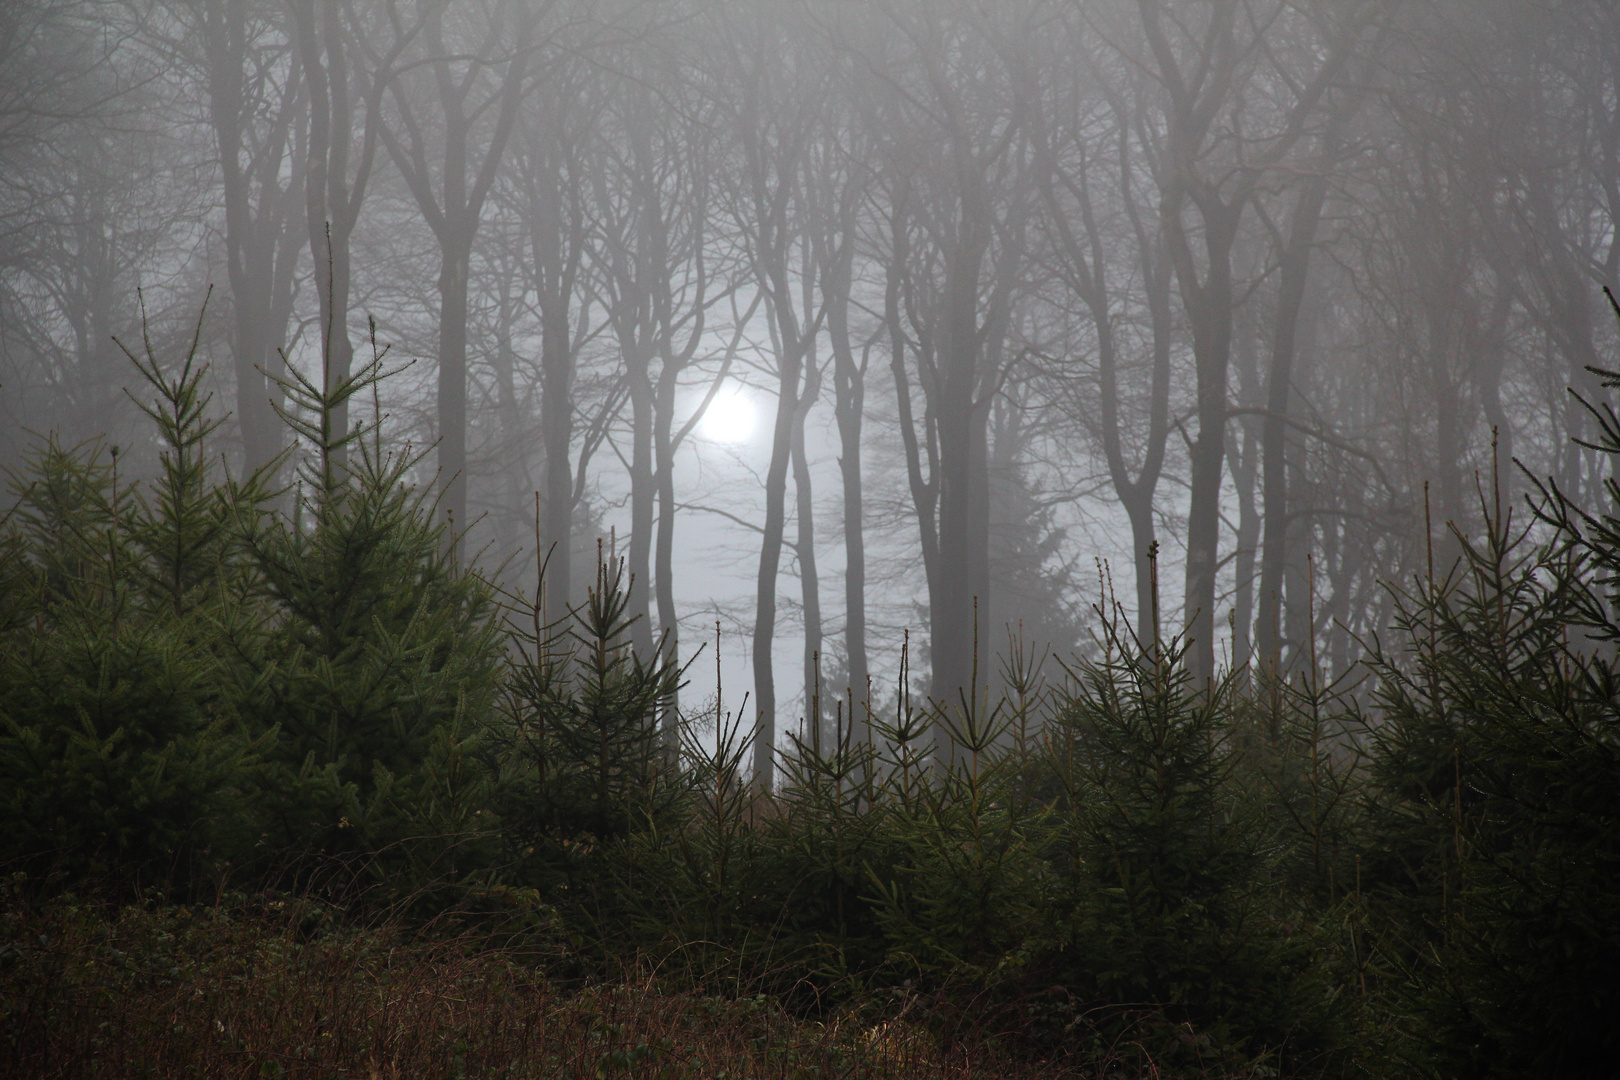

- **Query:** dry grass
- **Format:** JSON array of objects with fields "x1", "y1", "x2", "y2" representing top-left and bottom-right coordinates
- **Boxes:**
[{"x1": 1, "y1": 898, "x2": 1111, "y2": 1080}]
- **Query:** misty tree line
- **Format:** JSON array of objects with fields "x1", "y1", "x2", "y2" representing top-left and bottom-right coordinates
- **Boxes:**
[{"x1": 3, "y1": 0, "x2": 1618, "y2": 784}]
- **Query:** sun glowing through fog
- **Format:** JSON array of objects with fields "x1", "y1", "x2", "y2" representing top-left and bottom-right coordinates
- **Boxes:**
[{"x1": 698, "y1": 384, "x2": 759, "y2": 444}]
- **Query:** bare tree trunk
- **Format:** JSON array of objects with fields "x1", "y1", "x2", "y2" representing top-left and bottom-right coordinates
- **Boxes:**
[
  {"x1": 1034, "y1": 85, "x2": 1172, "y2": 647},
  {"x1": 1130, "y1": 0, "x2": 1363, "y2": 685},
  {"x1": 1225, "y1": 247, "x2": 1268, "y2": 681},
  {"x1": 792, "y1": 338, "x2": 823, "y2": 751},
  {"x1": 753, "y1": 315, "x2": 802, "y2": 792},
  {"x1": 377, "y1": 0, "x2": 532, "y2": 557},
  {"x1": 927, "y1": 180, "x2": 997, "y2": 766},
  {"x1": 437, "y1": 236, "x2": 470, "y2": 536},
  {"x1": 532, "y1": 168, "x2": 585, "y2": 626},
  {"x1": 490, "y1": 279, "x2": 524, "y2": 558},
  {"x1": 491, "y1": 62, "x2": 596, "y2": 625},
  {"x1": 540, "y1": 321, "x2": 575, "y2": 625},
  {"x1": 824, "y1": 230, "x2": 869, "y2": 740},
  {"x1": 1256, "y1": 169, "x2": 1330, "y2": 675},
  {"x1": 626, "y1": 352, "x2": 656, "y2": 656},
  {"x1": 883, "y1": 184, "x2": 941, "y2": 645},
  {"x1": 588, "y1": 69, "x2": 715, "y2": 662},
  {"x1": 1426, "y1": 290, "x2": 1465, "y2": 549},
  {"x1": 292, "y1": 0, "x2": 381, "y2": 474},
  {"x1": 1176, "y1": 202, "x2": 1241, "y2": 687},
  {"x1": 1522, "y1": 180, "x2": 1604, "y2": 503},
  {"x1": 201, "y1": 0, "x2": 302, "y2": 474},
  {"x1": 848, "y1": 6, "x2": 1030, "y2": 765},
  {"x1": 654, "y1": 333, "x2": 696, "y2": 740},
  {"x1": 715, "y1": 9, "x2": 829, "y2": 789}
]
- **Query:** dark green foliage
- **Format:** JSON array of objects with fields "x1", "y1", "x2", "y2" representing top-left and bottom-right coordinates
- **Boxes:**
[
  {"x1": 236, "y1": 451, "x2": 501, "y2": 836},
  {"x1": 0, "y1": 311, "x2": 259, "y2": 893},
  {"x1": 0, "y1": 610, "x2": 249, "y2": 888},
  {"x1": 749, "y1": 713, "x2": 895, "y2": 995},
  {"x1": 228, "y1": 329, "x2": 505, "y2": 902},
  {"x1": 1, "y1": 437, "x2": 132, "y2": 619},
  {"x1": 623, "y1": 703, "x2": 778, "y2": 980},
  {"x1": 118, "y1": 303, "x2": 265, "y2": 619},
  {"x1": 495, "y1": 553, "x2": 683, "y2": 932},
  {"x1": 10, "y1": 291, "x2": 1620, "y2": 1079},
  {"x1": 0, "y1": 308, "x2": 505, "y2": 908},
  {"x1": 1356, "y1": 455, "x2": 1620, "y2": 1075},
  {"x1": 1042, "y1": 625, "x2": 1338, "y2": 1071},
  {"x1": 865, "y1": 689, "x2": 1051, "y2": 995}
]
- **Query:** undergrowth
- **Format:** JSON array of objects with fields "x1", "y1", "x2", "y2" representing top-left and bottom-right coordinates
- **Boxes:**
[{"x1": 0, "y1": 886, "x2": 1129, "y2": 1080}]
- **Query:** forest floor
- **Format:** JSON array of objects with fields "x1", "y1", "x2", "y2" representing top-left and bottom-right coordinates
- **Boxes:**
[{"x1": 1, "y1": 896, "x2": 1150, "y2": 1080}]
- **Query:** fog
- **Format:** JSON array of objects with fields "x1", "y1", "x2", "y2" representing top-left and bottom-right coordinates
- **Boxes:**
[{"x1": 3, "y1": 0, "x2": 1616, "y2": 779}]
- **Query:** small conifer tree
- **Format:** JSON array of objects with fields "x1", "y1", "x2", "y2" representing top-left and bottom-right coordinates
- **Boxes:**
[
  {"x1": 1360, "y1": 299, "x2": 1620, "y2": 1077},
  {"x1": 233, "y1": 324, "x2": 505, "y2": 902},
  {"x1": 0, "y1": 303, "x2": 257, "y2": 895},
  {"x1": 496, "y1": 547, "x2": 684, "y2": 938},
  {"x1": 1045, "y1": 604, "x2": 1332, "y2": 1068}
]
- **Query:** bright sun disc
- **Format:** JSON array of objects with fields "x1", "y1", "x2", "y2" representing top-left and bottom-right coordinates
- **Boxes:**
[{"x1": 699, "y1": 385, "x2": 757, "y2": 443}]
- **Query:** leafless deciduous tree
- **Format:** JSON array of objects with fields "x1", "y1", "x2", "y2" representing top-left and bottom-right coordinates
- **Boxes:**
[
  {"x1": 855, "y1": 1, "x2": 1035, "y2": 761},
  {"x1": 373, "y1": 0, "x2": 535, "y2": 552},
  {"x1": 193, "y1": 0, "x2": 304, "y2": 472},
  {"x1": 1121, "y1": 0, "x2": 1373, "y2": 684}
]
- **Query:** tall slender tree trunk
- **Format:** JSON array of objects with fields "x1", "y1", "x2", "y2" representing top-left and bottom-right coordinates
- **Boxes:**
[
  {"x1": 1523, "y1": 182, "x2": 1603, "y2": 503},
  {"x1": 1424, "y1": 284, "x2": 1465, "y2": 559},
  {"x1": 1177, "y1": 203, "x2": 1241, "y2": 687},
  {"x1": 884, "y1": 186, "x2": 940, "y2": 641},
  {"x1": 376, "y1": 0, "x2": 531, "y2": 558},
  {"x1": 1228, "y1": 423, "x2": 1259, "y2": 679},
  {"x1": 202, "y1": 0, "x2": 302, "y2": 474},
  {"x1": 929, "y1": 207, "x2": 995, "y2": 765},
  {"x1": 753, "y1": 334, "x2": 801, "y2": 792},
  {"x1": 626, "y1": 355, "x2": 656, "y2": 657},
  {"x1": 1130, "y1": 0, "x2": 1363, "y2": 684},
  {"x1": 1131, "y1": 237, "x2": 1174, "y2": 644},
  {"x1": 1036, "y1": 96, "x2": 1172, "y2": 648},
  {"x1": 1257, "y1": 170, "x2": 1329, "y2": 675},
  {"x1": 654, "y1": 351, "x2": 686, "y2": 750},
  {"x1": 1226, "y1": 281, "x2": 1261, "y2": 683},
  {"x1": 537, "y1": 224, "x2": 577, "y2": 626},
  {"x1": 540, "y1": 344, "x2": 574, "y2": 624},
  {"x1": 1474, "y1": 286, "x2": 1514, "y2": 488},
  {"x1": 436, "y1": 237, "x2": 470, "y2": 539},
  {"x1": 826, "y1": 250, "x2": 869, "y2": 740},
  {"x1": 491, "y1": 286, "x2": 523, "y2": 558},
  {"x1": 293, "y1": 0, "x2": 359, "y2": 468},
  {"x1": 792, "y1": 346, "x2": 823, "y2": 752}
]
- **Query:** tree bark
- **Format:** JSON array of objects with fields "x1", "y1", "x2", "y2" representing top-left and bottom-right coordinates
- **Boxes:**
[
  {"x1": 531, "y1": 154, "x2": 585, "y2": 626},
  {"x1": 1174, "y1": 200, "x2": 1241, "y2": 688},
  {"x1": 1034, "y1": 85, "x2": 1172, "y2": 647},
  {"x1": 1256, "y1": 168, "x2": 1331, "y2": 676},
  {"x1": 753, "y1": 311, "x2": 802, "y2": 791},
  {"x1": 625, "y1": 343, "x2": 656, "y2": 656},
  {"x1": 792, "y1": 335, "x2": 824, "y2": 752},
  {"x1": 824, "y1": 222, "x2": 869, "y2": 742},
  {"x1": 1130, "y1": 0, "x2": 1361, "y2": 685}
]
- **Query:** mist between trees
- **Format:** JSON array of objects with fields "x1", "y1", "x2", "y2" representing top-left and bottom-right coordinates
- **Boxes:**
[
  {"x1": 3, "y1": 2, "x2": 1620, "y2": 1072},
  {"x1": 4, "y1": 0, "x2": 1618, "y2": 773}
]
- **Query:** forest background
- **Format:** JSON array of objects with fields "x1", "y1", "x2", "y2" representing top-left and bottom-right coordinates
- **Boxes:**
[{"x1": 2, "y1": 1, "x2": 1619, "y2": 1078}]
